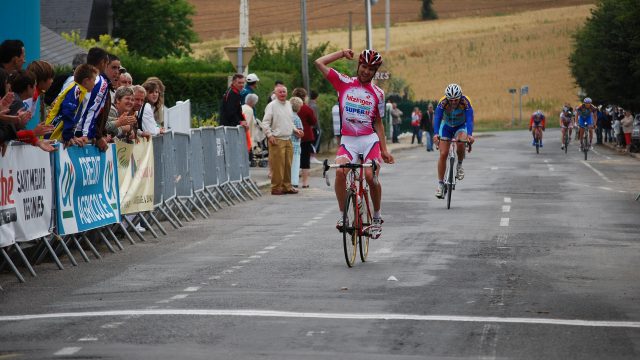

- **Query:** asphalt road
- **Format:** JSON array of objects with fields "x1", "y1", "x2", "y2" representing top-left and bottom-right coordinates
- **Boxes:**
[{"x1": 1, "y1": 130, "x2": 639, "y2": 359}]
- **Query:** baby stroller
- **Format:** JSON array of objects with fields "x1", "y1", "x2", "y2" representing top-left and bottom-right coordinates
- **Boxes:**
[{"x1": 250, "y1": 117, "x2": 269, "y2": 168}]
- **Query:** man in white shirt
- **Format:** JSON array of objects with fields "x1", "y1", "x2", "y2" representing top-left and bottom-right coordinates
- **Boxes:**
[{"x1": 261, "y1": 85, "x2": 303, "y2": 195}]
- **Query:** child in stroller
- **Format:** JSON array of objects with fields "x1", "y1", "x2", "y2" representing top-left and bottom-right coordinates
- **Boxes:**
[{"x1": 250, "y1": 117, "x2": 269, "y2": 168}]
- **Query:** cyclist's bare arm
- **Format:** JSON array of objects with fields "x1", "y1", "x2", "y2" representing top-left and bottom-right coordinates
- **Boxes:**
[
  {"x1": 314, "y1": 49, "x2": 354, "y2": 77},
  {"x1": 374, "y1": 115, "x2": 394, "y2": 164}
]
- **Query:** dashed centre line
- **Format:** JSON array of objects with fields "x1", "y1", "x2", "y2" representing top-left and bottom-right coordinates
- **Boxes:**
[
  {"x1": 502, "y1": 205, "x2": 511, "y2": 213},
  {"x1": 54, "y1": 347, "x2": 81, "y2": 356},
  {"x1": 500, "y1": 218, "x2": 510, "y2": 227},
  {"x1": 183, "y1": 287, "x2": 200, "y2": 292}
]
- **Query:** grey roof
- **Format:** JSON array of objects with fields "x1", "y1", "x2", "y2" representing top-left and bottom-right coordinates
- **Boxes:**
[
  {"x1": 41, "y1": 0, "x2": 94, "y2": 38},
  {"x1": 40, "y1": 25, "x2": 87, "y2": 66}
]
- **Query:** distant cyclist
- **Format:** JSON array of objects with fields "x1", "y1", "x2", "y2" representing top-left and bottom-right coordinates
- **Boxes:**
[
  {"x1": 315, "y1": 48, "x2": 394, "y2": 239},
  {"x1": 529, "y1": 110, "x2": 546, "y2": 147},
  {"x1": 433, "y1": 83, "x2": 474, "y2": 199},
  {"x1": 559, "y1": 105, "x2": 574, "y2": 150},
  {"x1": 576, "y1": 97, "x2": 597, "y2": 150}
]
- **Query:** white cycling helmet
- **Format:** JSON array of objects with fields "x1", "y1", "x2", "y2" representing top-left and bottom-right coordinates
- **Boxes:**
[
  {"x1": 584, "y1": 97, "x2": 592, "y2": 104},
  {"x1": 444, "y1": 83, "x2": 462, "y2": 100},
  {"x1": 246, "y1": 73, "x2": 260, "y2": 83}
]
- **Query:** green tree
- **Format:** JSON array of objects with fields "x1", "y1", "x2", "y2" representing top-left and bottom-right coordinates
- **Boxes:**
[
  {"x1": 421, "y1": 0, "x2": 438, "y2": 20},
  {"x1": 570, "y1": 0, "x2": 640, "y2": 111},
  {"x1": 112, "y1": 0, "x2": 198, "y2": 58},
  {"x1": 62, "y1": 31, "x2": 129, "y2": 55},
  {"x1": 249, "y1": 36, "x2": 351, "y2": 94}
]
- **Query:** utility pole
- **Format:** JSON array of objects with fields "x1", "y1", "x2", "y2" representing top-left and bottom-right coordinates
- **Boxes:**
[
  {"x1": 385, "y1": 0, "x2": 390, "y2": 52},
  {"x1": 301, "y1": 0, "x2": 310, "y2": 94},
  {"x1": 365, "y1": 0, "x2": 373, "y2": 49},
  {"x1": 348, "y1": 11, "x2": 353, "y2": 50},
  {"x1": 238, "y1": 0, "x2": 249, "y2": 74},
  {"x1": 509, "y1": 88, "x2": 517, "y2": 126}
]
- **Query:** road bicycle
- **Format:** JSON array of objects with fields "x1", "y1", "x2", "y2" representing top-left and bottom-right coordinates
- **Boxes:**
[
  {"x1": 562, "y1": 127, "x2": 570, "y2": 154},
  {"x1": 532, "y1": 126, "x2": 543, "y2": 154},
  {"x1": 437, "y1": 138, "x2": 471, "y2": 209},
  {"x1": 323, "y1": 155, "x2": 377, "y2": 267},
  {"x1": 579, "y1": 125, "x2": 590, "y2": 160}
]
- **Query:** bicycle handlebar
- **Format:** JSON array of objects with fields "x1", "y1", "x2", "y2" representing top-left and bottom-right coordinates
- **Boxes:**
[
  {"x1": 323, "y1": 159, "x2": 379, "y2": 187},
  {"x1": 435, "y1": 138, "x2": 472, "y2": 152}
]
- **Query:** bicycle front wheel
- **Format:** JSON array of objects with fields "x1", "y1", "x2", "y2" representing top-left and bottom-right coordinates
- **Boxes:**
[
  {"x1": 446, "y1": 157, "x2": 454, "y2": 209},
  {"x1": 359, "y1": 190, "x2": 371, "y2": 262},
  {"x1": 564, "y1": 133, "x2": 568, "y2": 154},
  {"x1": 343, "y1": 191, "x2": 358, "y2": 267},
  {"x1": 583, "y1": 137, "x2": 588, "y2": 160}
]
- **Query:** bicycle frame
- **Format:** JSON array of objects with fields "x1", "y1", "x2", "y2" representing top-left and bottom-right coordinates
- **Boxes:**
[
  {"x1": 324, "y1": 157, "x2": 377, "y2": 234},
  {"x1": 437, "y1": 138, "x2": 470, "y2": 209},
  {"x1": 323, "y1": 156, "x2": 378, "y2": 267}
]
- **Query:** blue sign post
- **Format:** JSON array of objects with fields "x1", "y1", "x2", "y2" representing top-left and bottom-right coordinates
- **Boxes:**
[{"x1": 0, "y1": 0, "x2": 41, "y2": 129}]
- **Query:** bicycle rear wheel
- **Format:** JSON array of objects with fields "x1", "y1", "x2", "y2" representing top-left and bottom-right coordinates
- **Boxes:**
[
  {"x1": 359, "y1": 190, "x2": 371, "y2": 262},
  {"x1": 446, "y1": 157, "x2": 454, "y2": 209},
  {"x1": 343, "y1": 191, "x2": 358, "y2": 267}
]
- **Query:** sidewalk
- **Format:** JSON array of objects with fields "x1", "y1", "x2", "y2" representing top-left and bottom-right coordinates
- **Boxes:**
[
  {"x1": 249, "y1": 134, "x2": 421, "y2": 190},
  {"x1": 598, "y1": 140, "x2": 640, "y2": 159}
]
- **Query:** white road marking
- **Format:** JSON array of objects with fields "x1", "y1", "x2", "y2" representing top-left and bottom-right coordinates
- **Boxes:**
[
  {"x1": 256, "y1": 251, "x2": 268, "y2": 254},
  {"x1": 222, "y1": 269, "x2": 234, "y2": 274},
  {"x1": 592, "y1": 149, "x2": 611, "y2": 160},
  {"x1": 170, "y1": 294, "x2": 189, "y2": 300},
  {"x1": 387, "y1": 276, "x2": 398, "y2": 281},
  {"x1": 504, "y1": 197, "x2": 511, "y2": 203},
  {"x1": 4, "y1": 309, "x2": 638, "y2": 329},
  {"x1": 284, "y1": 234, "x2": 294, "y2": 238},
  {"x1": 238, "y1": 260, "x2": 251, "y2": 264},
  {"x1": 232, "y1": 266, "x2": 243, "y2": 270},
  {"x1": 209, "y1": 276, "x2": 221, "y2": 280},
  {"x1": 77, "y1": 337, "x2": 98, "y2": 341},
  {"x1": 502, "y1": 205, "x2": 510, "y2": 213},
  {"x1": 544, "y1": 160, "x2": 549, "y2": 163},
  {"x1": 581, "y1": 161, "x2": 613, "y2": 183},
  {"x1": 313, "y1": 216, "x2": 323, "y2": 220},
  {"x1": 249, "y1": 255, "x2": 261, "y2": 259},
  {"x1": 490, "y1": 166, "x2": 499, "y2": 170},
  {"x1": 155, "y1": 299, "x2": 171, "y2": 304},
  {"x1": 183, "y1": 287, "x2": 200, "y2": 292},
  {"x1": 264, "y1": 246, "x2": 277, "y2": 250},
  {"x1": 100, "y1": 322, "x2": 124, "y2": 329},
  {"x1": 548, "y1": 167, "x2": 554, "y2": 171},
  {"x1": 599, "y1": 186, "x2": 612, "y2": 191},
  {"x1": 500, "y1": 218, "x2": 509, "y2": 227},
  {"x1": 54, "y1": 347, "x2": 81, "y2": 356}
]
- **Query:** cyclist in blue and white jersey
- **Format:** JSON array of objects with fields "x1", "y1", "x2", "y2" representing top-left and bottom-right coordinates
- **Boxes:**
[
  {"x1": 576, "y1": 97, "x2": 597, "y2": 150},
  {"x1": 433, "y1": 84, "x2": 474, "y2": 199}
]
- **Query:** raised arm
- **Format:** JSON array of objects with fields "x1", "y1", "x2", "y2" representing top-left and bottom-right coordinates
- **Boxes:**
[{"x1": 314, "y1": 49, "x2": 354, "y2": 77}]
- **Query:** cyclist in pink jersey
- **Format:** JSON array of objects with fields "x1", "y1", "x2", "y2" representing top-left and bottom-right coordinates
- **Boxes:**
[{"x1": 315, "y1": 48, "x2": 394, "y2": 239}]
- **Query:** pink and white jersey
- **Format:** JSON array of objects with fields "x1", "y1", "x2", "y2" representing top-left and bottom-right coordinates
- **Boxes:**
[{"x1": 327, "y1": 68, "x2": 385, "y2": 137}]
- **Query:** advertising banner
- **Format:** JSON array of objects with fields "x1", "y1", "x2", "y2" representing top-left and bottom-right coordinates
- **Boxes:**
[
  {"x1": 0, "y1": 144, "x2": 53, "y2": 246},
  {"x1": 53, "y1": 144, "x2": 121, "y2": 235},
  {"x1": 116, "y1": 139, "x2": 155, "y2": 214}
]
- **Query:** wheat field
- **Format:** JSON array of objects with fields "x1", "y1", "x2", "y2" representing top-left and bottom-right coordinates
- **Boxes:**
[
  {"x1": 303, "y1": 5, "x2": 594, "y2": 123},
  {"x1": 194, "y1": 4, "x2": 595, "y2": 124}
]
